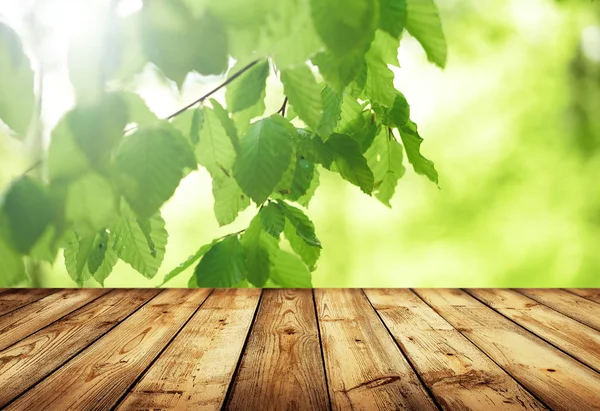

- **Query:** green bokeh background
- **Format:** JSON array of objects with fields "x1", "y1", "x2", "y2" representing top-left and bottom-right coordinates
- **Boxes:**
[{"x1": 1, "y1": 0, "x2": 600, "y2": 287}]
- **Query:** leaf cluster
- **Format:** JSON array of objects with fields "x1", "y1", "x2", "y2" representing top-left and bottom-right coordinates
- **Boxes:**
[{"x1": 0, "y1": 0, "x2": 446, "y2": 287}]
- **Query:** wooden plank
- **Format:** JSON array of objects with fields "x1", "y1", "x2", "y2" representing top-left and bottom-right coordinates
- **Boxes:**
[
  {"x1": 365, "y1": 289, "x2": 545, "y2": 410},
  {"x1": 565, "y1": 289, "x2": 600, "y2": 304},
  {"x1": 0, "y1": 288, "x2": 109, "y2": 351},
  {"x1": 516, "y1": 289, "x2": 600, "y2": 332},
  {"x1": 468, "y1": 289, "x2": 600, "y2": 373},
  {"x1": 315, "y1": 288, "x2": 437, "y2": 411},
  {"x1": 226, "y1": 289, "x2": 329, "y2": 411},
  {"x1": 0, "y1": 289, "x2": 159, "y2": 408},
  {"x1": 415, "y1": 289, "x2": 600, "y2": 411},
  {"x1": 6, "y1": 289, "x2": 211, "y2": 411},
  {"x1": 0, "y1": 289, "x2": 58, "y2": 317},
  {"x1": 118, "y1": 288, "x2": 261, "y2": 411}
]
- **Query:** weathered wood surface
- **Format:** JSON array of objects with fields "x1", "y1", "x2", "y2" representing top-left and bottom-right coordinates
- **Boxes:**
[
  {"x1": 0, "y1": 289, "x2": 56, "y2": 317},
  {"x1": 516, "y1": 288, "x2": 600, "y2": 332},
  {"x1": 227, "y1": 289, "x2": 329, "y2": 411},
  {"x1": 120, "y1": 288, "x2": 260, "y2": 411},
  {"x1": 1, "y1": 288, "x2": 600, "y2": 410},
  {"x1": 0, "y1": 289, "x2": 159, "y2": 408},
  {"x1": 365, "y1": 289, "x2": 545, "y2": 410},
  {"x1": 415, "y1": 289, "x2": 600, "y2": 411},
  {"x1": 315, "y1": 288, "x2": 437, "y2": 411}
]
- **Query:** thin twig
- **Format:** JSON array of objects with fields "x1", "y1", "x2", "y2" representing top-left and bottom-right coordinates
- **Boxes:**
[
  {"x1": 277, "y1": 97, "x2": 288, "y2": 117},
  {"x1": 20, "y1": 160, "x2": 42, "y2": 177},
  {"x1": 124, "y1": 60, "x2": 260, "y2": 135},
  {"x1": 166, "y1": 60, "x2": 259, "y2": 120},
  {"x1": 24, "y1": 61, "x2": 261, "y2": 174}
]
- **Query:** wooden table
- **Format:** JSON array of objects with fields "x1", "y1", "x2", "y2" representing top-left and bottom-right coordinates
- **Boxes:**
[{"x1": 0, "y1": 288, "x2": 599, "y2": 410}]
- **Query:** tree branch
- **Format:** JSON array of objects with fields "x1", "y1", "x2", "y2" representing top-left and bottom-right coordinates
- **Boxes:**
[{"x1": 166, "y1": 59, "x2": 259, "y2": 120}]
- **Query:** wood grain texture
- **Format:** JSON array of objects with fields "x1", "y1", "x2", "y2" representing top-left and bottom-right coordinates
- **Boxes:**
[
  {"x1": 0, "y1": 289, "x2": 159, "y2": 408},
  {"x1": 315, "y1": 288, "x2": 437, "y2": 411},
  {"x1": 415, "y1": 288, "x2": 600, "y2": 411},
  {"x1": 516, "y1": 289, "x2": 600, "y2": 332},
  {"x1": 468, "y1": 288, "x2": 600, "y2": 373},
  {"x1": 0, "y1": 288, "x2": 108, "y2": 351},
  {"x1": 565, "y1": 289, "x2": 600, "y2": 304},
  {"x1": 226, "y1": 289, "x2": 329, "y2": 411},
  {"x1": 118, "y1": 288, "x2": 261, "y2": 411},
  {"x1": 5, "y1": 289, "x2": 211, "y2": 411},
  {"x1": 365, "y1": 289, "x2": 545, "y2": 410},
  {"x1": 0, "y1": 289, "x2": 57, "y2": 317}
]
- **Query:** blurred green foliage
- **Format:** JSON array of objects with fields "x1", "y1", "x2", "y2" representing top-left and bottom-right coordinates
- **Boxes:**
[{"x1": 2, "y1": 0, "x2": 600, "y2": 287}]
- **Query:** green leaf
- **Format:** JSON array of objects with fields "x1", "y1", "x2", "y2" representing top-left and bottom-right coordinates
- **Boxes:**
[
  {"x1": 328, "y1": 133, "x2": 375, "y2": 194},
  {"x1": 379, "y1": 0, "x2": 407, "y2": 38},
  {"x1": 317, "y1": 85, "x2": 343, "y2": 139},
  {"x1": 283, "y1": 218, "x2": 320, "y2": 270},
  {"x1": 204, "y1": 0, "x2": 274, "y2": 27},
  {"x1": 295, "y1": 129, "x2": 334, "y2": 168},
  {"x1": 349, "y1": 111, "x2": 380, "y2": 153},
  {"x1": 212, "y1": 176, "x2": 250, "y2": 226},
  {"x1": 115, "y1": 122, "x2": 196, "y2": 218},
  {"x1": 372, "y1": 30, "x2": 401, "y2": 67},
  {"x1": 278, "y1": 201, "x2": 321, "y2": 248},
  {"x1": 120, "y1": 92, "x2": 159, "y2": 127},
  {"x1": 111, "y1": 203, "x2": 168, "y2": 278},
  {"x1": 91, "y1": 233, "x2": 118, "y2": 285},
  {"x1": 112, "y1": 12, "x2": 147, "y2": 81},
  {"x1": 399, "y1": 120, "x2": 439, "y2": 184},
  {"x1": 194, "y1": 235, "x2": 247, "y2": 287},
  {"x1": 233, "y1": 115, "x2": 295, "y2": 204},
  {"x1": 226, "y1": 60, "x2": 269, "y2": 113},
  {"x1": 366, "y1": 128, "x2": 406, "y2": 207},
  {"x1": 280, "y1": 64, "x2": 323, "y2": 130},
  {"x1": 63, "y1": 230, "x2": 117, "y2": 286},
  {"x1": 48, "y1": 117, "x2": 91, "y2": 182},
  {"x1": 64, "y1": 231, "x2": 92, "y2": 286},
  {"x1": 310, "y1": 0, "x2": 378, "y2": 56},
  {"x1": 0, "y1": 22, "x2": 34, "y2": 137},
  {"x1": 184, "y1": 11, "x2": 229, "y2": 76},
  {"x1": 286, "y1": 157, "x2": 315, "y2": 202},
  {"x1": 259, "y1": 202, "x2": 286, "y2": 238},
  {"x1": 196, "y1": 107, "x2": 237, "y2": 178},
  {"x1": 232, "y1": 89, "x2": 266, "y2": 136},
  {"x1": 312, "y1": 51, "x2": 365, "y2": 93},
  {"x1": 241, "y1": 215, "x2": 279, "y2": 287},
  {"x1": 363, "y1": 36, "x2": 397, "y2": 106},
  {"x1": 405, "y1": 0, "x2": 447, "y2": 68},
  {"x1": 68, "y1": 93, "x2": 129, "y2": 169},
  {"x1": 171, "y1": 107, "x2": 204, "y2": 145},
  {"x1": 296, "y1": 166, "x2": 320, "y2": 207},
  {"x1": 335, "y1": 93, "x2": 366, "y2": 136},
  {"x1": 273, "y1": 145, "x2": 297, "y2": 196},
  {"x1": 160, "y1": 240, "x2": 217, "y2": 286},
  {"x1": 142, "y1": 1, "x2": 228, "y2": 87},
  {"x1": 211, "y1": 99, "x2": 240, "y2": 151},
  {"x1": 0, "y1": 233, "x2": 26, "y2": 286},
  {"x1": 0, "y1": 177, "x2": 53, "y2": 254},
  {"x1": 87, "y1": 230, "x2": 109, "y2": 275},
  {"x1": 29, "y1": 226, "x2": 61, "y2": 264},
  {"x1": 384, "y1": 91, "x2": 410, "y2": 128},
  {"x1": 64, "y1": 172, "x2": 118, "y2": 235},
  {"x1": 269, "y1": 0, "x2": 323, "y2": 68},
  {"x1": 270, "y1": 249, "x2": 312, "y2": 287}
]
